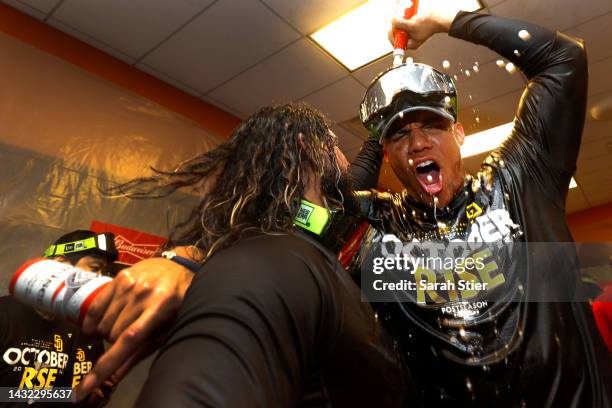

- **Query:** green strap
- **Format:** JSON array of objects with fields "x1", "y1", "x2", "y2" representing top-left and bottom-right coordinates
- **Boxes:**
[
  {"x1": 293, "y1": 200, "x2": 330, "y2": 236},
  {"x1": 44, "y1": 236, "x2": 98, "y2": 258}
]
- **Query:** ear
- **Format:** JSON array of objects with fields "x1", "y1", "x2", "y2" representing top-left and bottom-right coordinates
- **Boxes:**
[{"x1": 453, "y1": 123, "x2": 465, "y2": 146}]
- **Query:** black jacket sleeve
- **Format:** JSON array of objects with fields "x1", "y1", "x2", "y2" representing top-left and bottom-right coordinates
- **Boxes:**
[
  {"x1": 450, "y1": 11, "x2": 588, "y2": 202},
  {"x1": 134, "y1": 238, "x2": 333, "y2": 408},
  {"x1": 350, "y1": 139, "x2": 384, "y2": 191}
]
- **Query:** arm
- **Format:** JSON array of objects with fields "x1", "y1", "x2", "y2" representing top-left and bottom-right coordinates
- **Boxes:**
[
  {"x1": 134, "y1": 247, "x2": 329, "y2": 407},
  {"x1": 449, "y1": 12, "x2": 587, "y2": 197},
  {"x1": 350, "y1": 138, "x2": 384, "y2": 191}
]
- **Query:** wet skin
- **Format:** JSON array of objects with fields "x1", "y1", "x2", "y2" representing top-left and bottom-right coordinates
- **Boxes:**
[{"x1": 382, "y1": 110, "x2": 466, "y2": 208}]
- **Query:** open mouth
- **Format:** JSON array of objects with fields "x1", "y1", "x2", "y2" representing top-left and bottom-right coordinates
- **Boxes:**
[{"x1": 414, "y1": 159, "x2": 443, "y2": 195}]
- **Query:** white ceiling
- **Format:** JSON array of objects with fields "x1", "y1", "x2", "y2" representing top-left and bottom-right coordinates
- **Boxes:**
[{"x1": 3, "y1": 0, "x2": 612, "y2": 213}]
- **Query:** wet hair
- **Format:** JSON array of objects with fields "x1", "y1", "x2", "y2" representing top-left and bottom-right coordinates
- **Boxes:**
[
  {"x1": 105, "y1": 102, "x2": 344, "y2": 259},
  {"x1": 53, "y1": 230, "x2": 108, "y2": 266}
]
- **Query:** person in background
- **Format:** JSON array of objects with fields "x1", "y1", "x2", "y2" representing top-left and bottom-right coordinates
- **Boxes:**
[{"x1": 0, "y1": 230, "x2": 118, "y2": 407}]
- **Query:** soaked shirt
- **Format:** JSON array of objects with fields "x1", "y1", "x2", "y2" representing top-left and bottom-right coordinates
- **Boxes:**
[
  {"x1": 135, "y1": 232, "x2": 407, "y2": 408},
  {"x1": 350, "y1": 11, "x2": 610, "y2": 408}
]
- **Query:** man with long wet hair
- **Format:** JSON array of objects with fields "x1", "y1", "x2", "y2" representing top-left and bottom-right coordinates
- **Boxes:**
[{"x1": 97, "y1": 103, "x2": 406, "y2": 407}]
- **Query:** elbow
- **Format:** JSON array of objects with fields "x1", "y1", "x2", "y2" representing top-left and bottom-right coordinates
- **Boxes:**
[{"x1": 557, "y1": 32, "x2": 587, "y2": 70}]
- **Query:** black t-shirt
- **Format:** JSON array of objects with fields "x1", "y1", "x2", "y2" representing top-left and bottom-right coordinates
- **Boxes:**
[
  {"x1": 350, "y1": 11, "x2": 610, "y2": 408},
  {"x1": 0, "y1": 296, "x2": 104, "y2": 407},
  {"x1": 135, "y1": 232, "x2": 408, "y2": 408}
]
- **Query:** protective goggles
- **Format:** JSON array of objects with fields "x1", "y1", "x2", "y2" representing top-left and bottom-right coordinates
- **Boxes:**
[
  {"x1": 360, "y1": 63, "x2": 457, "y2": 141},
  {"x1": 44, "y1": 233, "x2": 118, "y2": 262}
]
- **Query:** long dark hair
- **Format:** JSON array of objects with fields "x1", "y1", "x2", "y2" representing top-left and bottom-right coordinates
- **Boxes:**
[{"x1": 106, "y1": 103, "x2": 344, "y2": 259}]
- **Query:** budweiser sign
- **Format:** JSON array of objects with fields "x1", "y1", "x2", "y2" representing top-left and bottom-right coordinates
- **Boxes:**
[{"x1": 90, "y1": 221, "x2": 167, "y2": 266}]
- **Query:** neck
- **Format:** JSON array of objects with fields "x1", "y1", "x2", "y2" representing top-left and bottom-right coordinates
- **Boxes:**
[{"x1": 303, "y1": 182, "x2": 324, "y2": 206}]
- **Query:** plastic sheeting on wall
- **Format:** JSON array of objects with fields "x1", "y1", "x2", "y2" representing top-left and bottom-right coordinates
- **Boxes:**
[{"x1": 0, "y1": 141, "x2": 201, "y2": 295}]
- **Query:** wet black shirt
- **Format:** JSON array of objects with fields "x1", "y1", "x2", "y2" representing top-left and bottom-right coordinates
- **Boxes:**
[
  {"x1": 350, "y1": 11, "x2": 611, "y2": 408},
  {"x1": 135, "y1": 232, "x2": 407, "y2": 408},
  {"x1": 0, "y1": 296, "x2": 104, "y2": 407}
]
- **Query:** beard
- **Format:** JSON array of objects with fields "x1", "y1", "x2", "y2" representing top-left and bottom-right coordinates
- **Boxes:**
[{"x1": 321, "y1": 166, "x2": 359, "y2": 215}]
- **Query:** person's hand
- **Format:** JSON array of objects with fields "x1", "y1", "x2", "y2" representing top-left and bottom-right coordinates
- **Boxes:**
[
  {"x1": 82, "y1": 375, "x2": 118, "y2": 408},
  {"x1": 387, "y1": 7, "x2": 459, "y2": 50},
  {"x1": 75, "y1": 257, "x2": 195, "y2": 401}
]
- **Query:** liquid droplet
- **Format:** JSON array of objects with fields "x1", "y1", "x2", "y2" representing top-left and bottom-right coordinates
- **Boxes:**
[
  {"x1": 444, "y1": 96, "x2": 451, "y2": 105},
  {"x1": 427, "y1": 175, "x2": 433, "y2": 182},
  {"x1": 518, "y1": 29, "x2": 531, "y2": 41},
  {"x1": 408, "y1": 159, "x2": 414, "y2": 166},
  {"x1": 412, "y1": 210, "x2": 416, "y2": 217},
  {"x1": 496, "y1": 59, "x2": 506, "y2": 68},
  {"x1": 469, "y1": 94, "x2": 473, "y2": 101},
  {"x1": 472, "y1": 65, "x2": 479, "y2": 73},
  {"x1": 514, "y1": 49, "x2": 521, "y2": 57},
  {"x1": 459, "y1": 328, "x2": 467, "y2": 337},
  {"x1": 453, "y1": 75, "x2": 459, "y2": 81},
  {"x1": 474, "y1": 61, "x2": 479, "y2": 66},
  {"x1": 475, "y1": 116, "x2": 480, "y2": 124},
  {"x1": 442, "y1": 60, "x2": 450, "y2": 69},
  {"x1": 465, "y1": 377, "x2": 473, "y2": 392},
  {"x1": 399, "y1": 111, "x2": 404, "y2": 119},
  {"x1": 464, "y1": 69, "x2": 471, "y2": 77},
  {"x1": 505, "y1": 62, "x2": 517, "y2": 74}
]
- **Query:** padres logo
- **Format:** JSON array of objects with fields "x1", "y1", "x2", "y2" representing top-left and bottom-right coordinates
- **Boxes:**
[
  {"x1": 53, "y1": 334, "x2": 63, "y2": 352},
  {"x1": 76, "y1": 348, "x2": 85, "y2": 362}
]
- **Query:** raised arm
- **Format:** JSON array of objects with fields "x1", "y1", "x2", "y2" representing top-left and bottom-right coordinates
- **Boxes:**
[
  {"x1": 350, "y1": 138, "x2": 384, "y2": 191},
  {"x1": 449, "y1": 11, "x2": 587, "y2": 195}
]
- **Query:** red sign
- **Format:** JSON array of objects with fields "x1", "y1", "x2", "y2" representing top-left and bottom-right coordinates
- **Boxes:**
[{"x1": 89, "y1": 221, "x2": 167, "y2": 266}]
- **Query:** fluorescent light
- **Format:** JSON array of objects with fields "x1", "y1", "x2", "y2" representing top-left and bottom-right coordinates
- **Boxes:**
[
  {"x1": 461, "y1": 123, "x2": 579, "y2": 190},
  {"x1": 310, "y1": 0, "x2": 483, "y2": 71},
  {"x1": 460, "y1": 122, "x2": 514, "y2": 158}
]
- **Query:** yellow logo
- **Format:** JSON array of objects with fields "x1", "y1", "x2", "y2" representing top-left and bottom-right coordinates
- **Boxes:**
[
  {"x1": 76, "y1": 348, "x2": 85, "y2": 362},
  {"x1": 53, "y1": 335, "x2": 63, "y2": 352},
  {"x1": 466, "y1": 202, "x2": 483, "y2": 220}
]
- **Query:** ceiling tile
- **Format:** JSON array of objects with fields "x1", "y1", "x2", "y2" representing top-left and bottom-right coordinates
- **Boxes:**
[
  {"x1": 566, "y1": 186, "x2": 591, "y2": 213},
  {"x1": 409, "y1": 34, "x2": 501, "y2": 74},
  {"x1": 136, "y1": 63, "x2": 201, "y2": 97},
  {"x1": 483, "y1": 0, "x2": 507, "y2": 7},
  {"x1": 578, "y1": 168, "x2": 612, "y2": 207},
  {"x1": 565, "y1": 12, "x2": 612, "y2": 63},
  {"x1": 11, "y1": 0, "x2": 59, "y2": 14},
  {"x1": 200, "y1": 94, "x2": 246, "y2": 120},
  {"x1": 261, "y1": 0, "x2": 365, "y2": 34},
  {"x1": 490, "y1": 0, "x2": 611, "y2": 31},
  {"x1": 577, "y1": 154, "x2": 612, "y2": 175},
  {"x1": 588, "y1": 57, "x2": 612, "y2": 97},
  {"x1": 2, "y1": 0, "x2": 49, "y2": 19},
  {"x1": 352, "y1": 54, "x2": 394, "y2": 87},
  {"x1": 142, "y1": 0, "x2": 300, "y2": 94},
  {"x1": 585, "y1": 191, "x2": 612, "y2": 207},
  {"x1": 302, "y1": 76, "x2": 365, "y2": 123},
  {"x1": 332, "y1": 123, "x2": 364, "y2": 153},
  {"x1": 460, "y1": 89, "x2": 522, "y2": 134},
  {"x1": 578, "y1": 119, "x2": 612, "y2": 161},
  {"x1": 452, "y1": 59, "x2": 525, "y2": 107},
  {"x1": 47, "y1": 18, "x2": 137, "y2": 64},
  {"x1": 50, "y1": 0, "x2": 214, "y2": 60},
  {"x1": 207, "y1": 38, "x2": 346, "y2": 117}
]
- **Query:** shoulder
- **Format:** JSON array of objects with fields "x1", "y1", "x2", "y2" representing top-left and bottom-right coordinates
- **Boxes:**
[{"x1": 195, "y1": 233, "x2": 332, "y2": 294}]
